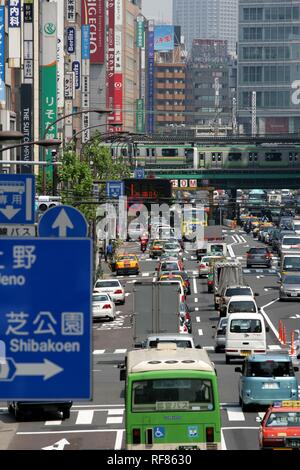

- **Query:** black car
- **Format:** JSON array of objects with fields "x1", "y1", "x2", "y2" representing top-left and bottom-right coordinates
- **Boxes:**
[{"x1": 7, "y1": 401, "x2": 72, "y2": 421}]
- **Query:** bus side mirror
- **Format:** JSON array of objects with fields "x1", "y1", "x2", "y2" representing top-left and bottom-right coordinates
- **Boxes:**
[{"x1": 266, "y1": 326, "x2": 270, "y2": 333}]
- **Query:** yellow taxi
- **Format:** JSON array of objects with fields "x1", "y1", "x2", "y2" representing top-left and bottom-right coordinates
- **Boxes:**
[
  {"x1": 159, "y1": 273, "x2": 186, "y2": 293},
  {"x1": 115, "y1": 254, "x2": 139, "y2": 276}
]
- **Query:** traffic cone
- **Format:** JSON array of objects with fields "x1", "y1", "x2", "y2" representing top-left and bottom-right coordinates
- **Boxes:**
[
  {"x1": 279, "y1": 321, "x2": 283, "y2": 343},
  {"x1": 283, "y1": 325, "x2": 287, "y2": 346},
  {"x1": 290, "y1": 331, "x2": 296, "y2": 356}
]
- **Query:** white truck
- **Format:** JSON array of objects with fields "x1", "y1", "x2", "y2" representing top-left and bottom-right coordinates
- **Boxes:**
[{"x1": 195, "y1": 225, "x2": 226, "y2": 260}]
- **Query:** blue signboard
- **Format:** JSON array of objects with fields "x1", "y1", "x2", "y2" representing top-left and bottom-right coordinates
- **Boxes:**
[
  {"x1": 82, "y1": 25, "x2": 90, "y2": 60},
  {"x1": 154, "y1": 25, "x2": 174, "y2": 51},
  {"x1": 106, "y1": 181, "x2": 125, "y2": 199},
  {"x1": 134, "y1": 167, "x2": 145, "y2": 179},
  {"x1": 154, "y1": 427, "x2": 165, "y2": 439},
  {"x1": 72, "y1": 60, "x2": 81, "y2": 89},
  {"x1": 8, "y1": 0, "x2": 21, "y2": 28},
  {"x1": 67, "y1": 27, "x2": 75, "y2": 54},
  {"x1": 38, "y1": 205, "x2": 88, "y2": 238},
  {"x1": 0, "y1": 238, "x2": 92, "y2": 399},
  {"x1": 0, "y1": 175, "x2": 35, "y2": 225},
  {"x1": 147, "y1": 25, "x2": 154, "y2": 134},
  {"x1": 0, "y1": 6, "x2": 5, "y2": 106}
]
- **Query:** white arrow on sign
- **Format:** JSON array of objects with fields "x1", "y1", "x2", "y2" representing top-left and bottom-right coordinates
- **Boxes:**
[
  {"x1": 0, "y1": 205, "x2": 21, "y2": 220},
  {"x1": 42, "y1": 438, "x2": 70, "y2": 451},
  {"x1": 15, "y1": 359, "x2": 63, "y2": 381},
  {"x1": 52, "y1": 208, "x2": 74, "y2": 236}
]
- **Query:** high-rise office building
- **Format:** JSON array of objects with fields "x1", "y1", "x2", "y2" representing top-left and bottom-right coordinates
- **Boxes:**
[
  {"x1": 172, "y1": 0, "x2": 238, "y2": 56},
  {"x1": 238, "y1": 0, "x2": 300, "y2": 134}
]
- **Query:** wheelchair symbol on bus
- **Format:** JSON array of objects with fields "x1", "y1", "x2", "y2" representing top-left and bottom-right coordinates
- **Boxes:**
[{"x1": 154, "y1": 426, "x2": 165, "y2": 438}]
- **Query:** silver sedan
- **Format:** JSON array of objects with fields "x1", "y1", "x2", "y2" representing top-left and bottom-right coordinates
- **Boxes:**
[{"x1": 279, "y1": 274, "x2": 300, "y2": 300}]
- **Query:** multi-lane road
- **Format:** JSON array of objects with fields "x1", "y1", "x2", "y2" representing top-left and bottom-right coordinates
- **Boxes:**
[{"x1": 1, "y1": 226, "x2": 299, "y2": 451}]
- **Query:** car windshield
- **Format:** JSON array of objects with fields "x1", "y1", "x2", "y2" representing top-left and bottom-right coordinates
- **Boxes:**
[
  {"x1": 247, "y1": 360, "x2": 294, "y2": 377},
  {"x1": 172, "y1": 271, "x2": 188, "y2": 280},
  {"x1": 117, "y1": 255, "x2": 136, "y2": 261},
  {"x1": 230, "y1": 319, "x2": 262, "y2": 333},
  {"x1": 283, "y1": 275, "x2": 300, "y2": 284},
  {"x1": 249, "y1": 248, "x2": 267, "y2": 254},
  {"x1": 95, "y1": 281, "x2": 120, "y2": 288},
  {"x1": 282, "y1": 237, "x2": 300, "y2": 245},
  {"x1": 266, "y1": 412, "x2": 300, "y2": 427},
  {"x1": 226, "y1": 287, "x2": 252, "y2": 297},
  {"x1": 283, "y1": 257, "x2": 300, "y2": 270},
  {"x1": 210, "y1": 245, "x2": 224, "y2": 253},
  {"x1": 164, "y1": 243, "x2": 179, "y2": 250},
  {"x1": 93, "y1": 294, "x2": 109, "y2": 302},
  {"x1": 161, "y1": 263, "x2": 179, "y2": 271},
  {"x1": 228, "y1": 301, "x2": 256, "y2": 313},
  {"x1": 149, "y1": 340, "x2": 192, "y2": 348}
]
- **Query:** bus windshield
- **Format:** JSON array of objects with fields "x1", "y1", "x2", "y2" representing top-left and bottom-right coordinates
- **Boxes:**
[{"x1": 132, "y1": 378, "x2": 214, "y2": 412}]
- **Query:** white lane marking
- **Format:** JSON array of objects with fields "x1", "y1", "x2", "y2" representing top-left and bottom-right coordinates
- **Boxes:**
[
  {"x1": 268, "y1": 345, "x2": 281, "y2": 350},
  {"x1": 195, "y1": 307, "x2": 199, "y2": 311},
  {"x1": 226, "y1": 407, "x2": 245, "y2": 422},
  {"x1": 142, "y1": 272, "x2": 150, "y2": 277},
  {"x1": 45, "y1": 420, "x2": 62, "y2": 426},
  {"x1": 193, "y1": 277, "x2": 198, "y2": 294},
  {"x1": 107, "y1": 417, "x2": 123, "y2": 424},
  {"x1": 108, "y1": 409, "x2": 124, "y2": 416},
  {"x1": 196, "y1": 316, "x2": 201, "y2": 322},
  {"x1": 195, "y1": 297, "x2": 198, "y2": 303},
  {"x1": 125, "y1": 293, "x2": 131, "y2": 297},
  {"x1": 198, "y1": 329, "x2": 203, "y2": 336},
  {"x1": 260, "y1": 298, "x2": 280, "y2": 340},
  {"x1": 152, "y1": 277, "x2": 156, "y2": 282},
  {"x1": 203, "y1": 346, "x2": 214, "y2": 351},
  {"x1": 264, "y1": 288, "x2": 269, "y2": 292},
  {"x1": 93, "y1": 350, "x2": 105, "y2": 355},
  {"x1": 114, "y1": 349, "x2": 127, "y2": 354},
  {"x1": 75, "y1": 410, "x2": 94, "y2": 425},
  {"x1": 114, "y1": 430, "x2": 124, "y2": 450},
  {"x1": 221, "y1": 429, "x2": 227, "y2": 451},
  {"x1": 17, "y1": 429, "x2": 125, "y2": 435}
]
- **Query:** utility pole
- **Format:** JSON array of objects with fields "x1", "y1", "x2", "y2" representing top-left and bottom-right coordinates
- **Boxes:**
[
  {"x1": 232, "y1": 97, "x2": 238, "y2": 135},
  {"x1": 251, "y1": 91, "x2": 257, "y2": 136}
]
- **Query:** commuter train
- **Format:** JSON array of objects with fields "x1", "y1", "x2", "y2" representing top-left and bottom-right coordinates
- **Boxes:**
[{"x1": 110, "y1": 142, "x2": 300, "y2": 170}]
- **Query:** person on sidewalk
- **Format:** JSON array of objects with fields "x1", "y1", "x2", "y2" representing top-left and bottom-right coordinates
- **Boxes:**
[{"x1": 105, "y1": 241, "x2": 113, "y2": 263}]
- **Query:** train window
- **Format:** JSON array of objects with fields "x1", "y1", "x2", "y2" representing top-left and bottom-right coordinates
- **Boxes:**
[
  {"x1": 289, "y1": 152, "x2": 298, "y2": 160},
  {"x1": 265, "y1": 152, "x2": 282, "y2": 161},
  {"x1": 136, "y1": 149, "x2": 140, "y2": 156},
  {"x1": 121, "y1": 148, "x2": 128, "y2": 157},
  {"x1": 161, "y1": 148, "x2": 178, "y2": 157},
  {"x1": 184, "y1": 149, "x2": 194, "y2": 157},
  {"x1": 228, "y1": 153, "x2": 242, "y2": 161},
  {"x1": 146, "y1": 149, "x2": 150, "y2": 157},
  {"x1": 217, "y1": 153, "x2": 222, "y2": 161},
  {"x1": 249, "y1": 152, "x2": 258, "y2": 161},
  {"x1": 152, "y1": 149, "x2": 155, "y2": 157},
  {"x1": 212, "y1": 153, "x2": 216, "y2": 161}
]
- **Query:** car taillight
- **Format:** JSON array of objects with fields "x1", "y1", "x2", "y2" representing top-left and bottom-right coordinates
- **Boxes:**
[
  {"x1": 103, "y1": 304, "x2": 112, "y2": 309},
  {"x1": 181, "y1": 295, "x2": 184, "y2": 302},
  {"x1": 199, "y1": 264, "x2": 206, "y2": 269},
  {"x1": 185, "y1": 312, "x2": 191, "y2": 320},
  {"x1": 206, "y1": 427, "x2": 214, "y2": 443},
  {"x1": 114, "y1": 289, "x2": 122, "y2": 294},
  {"x1": 208, "y1": 280, "x2": 213, "y2": 285},
  {"x1": 132, "y1": 428, "x2": 141, "y2": 444}
]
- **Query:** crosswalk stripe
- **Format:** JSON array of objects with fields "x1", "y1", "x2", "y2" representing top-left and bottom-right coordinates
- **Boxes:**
[
  {"x1": 226, "y1": 407, "x2": 245, "y2": 421},
  {"x1": 108, "y1": 409, "x2": 124, "y2": 416},
  {"x1": 75, "y1": 410, "x2": 94, "y2": 425},
  {"x1": 45, "y1": 420, "x2": 62, "y2": 426},
  {"x1": 114, "y1": 349, "x2": 127, "y2": 354},
  {"x1": 106, "y1": 416, "x2": 123, "y2": 424},
  {"x1": 93, "y1": 350, "x2": 105, "y2": 355}
]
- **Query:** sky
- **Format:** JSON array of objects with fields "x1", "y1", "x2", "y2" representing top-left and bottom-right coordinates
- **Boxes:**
[{"x1": 142, "y1": 0, "x2": 173, "y2": 22}]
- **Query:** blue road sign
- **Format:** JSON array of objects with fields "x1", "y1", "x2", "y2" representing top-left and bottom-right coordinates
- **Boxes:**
[
  {"x1": 154, "y1": 426, "x2": 165, "y2": 439},
  {"x1": 134, "y1": 167, "x2": 145, "y2": 179},
  {"x1": 106, "y1": 181, "x2": 124, "y2": 199},
  {"x1": 0, "y1": 238, "x2": 92, "y2": 399},
  {"x1": 38, "y1": 205, "x2": 88, "y2": 238},
  {"x1": 0, "y1": 174, "x2": 35, "y2": 225}
]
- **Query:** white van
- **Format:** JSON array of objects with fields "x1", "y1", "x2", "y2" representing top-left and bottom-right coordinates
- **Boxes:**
[
  {"x1": 226, "y1": 295, "x2": 258, "y2": 316},
  {"x1": 292, "y1": 219, "x2": 300, "y2": 235},
  {"x1": 225, "y1": 312, "x2": 267, "y2": 364}
]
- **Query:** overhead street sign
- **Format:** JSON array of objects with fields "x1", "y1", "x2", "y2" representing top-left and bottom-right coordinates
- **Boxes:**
[
  {"x1": 106, "y1": 181, "x2": 124, "y2": 199},
  {"x1": 38, "y1": 205, "x2": 88, "y2": 238},
  {"x1": 0, "y1": 175, "x2": 35, "y2": 225},
  {"x1": 0, "y1": 238, "x2": 92, "y2": 399}
]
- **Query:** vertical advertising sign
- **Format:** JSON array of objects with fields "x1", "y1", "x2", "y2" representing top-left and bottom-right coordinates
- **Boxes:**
[
  {"x1": 136, "y1": 99, "x2": 145, "y2": 132},
  {"x1": 8, "y1": 0, "x2": 21, "y2": 68},
  {"x1": 40, "y1": 0, "x2": 57, "y2": 172},
  {"x1": 0, "y1": 6, "x2": 5, "y2": 108},
  {"x1": 20, "y1": 83, "x2": 33, "y2": 174},
  {"x1": 106, "y1": 0, "x2": 115, "y2": 129},
  {"x1": 81, "y1": 0, "x2": 105, "y2": 64},
  {"x1": 81, "y1": 24, "x2": 90, "y2": 143},
  {"x1": 113, "y1": 0, "x2": 123, "y2": 130},
  {"x1": 147, "y1": 21, "x2": 155, "y2": 134},
  {"x1": 136, "y1": 16, "x2": 145, "y2": 48},
  {"x1": 56, "y1": 0, "x2": 65, "y2": 112},
  {"x1": 66, "y1": 0, "x2": 76, "y2": 22},
  {"x1": 23, "y1": 0, "x2": 34, "y2": 81}
]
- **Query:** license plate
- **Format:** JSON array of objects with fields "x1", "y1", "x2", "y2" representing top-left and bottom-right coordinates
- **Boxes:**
[
  {"x1": 288, "y1": 440, "x2": 300, "y2": 448},
  {"x1": 290, "y1": 293, "x2": 298, "y2": 297},
  {"x1": 240, "y1": 350, "x2": 251, "y2": 356},
  {"x1": 262, "y1": 383, "x2": 279, "y2": 389}
]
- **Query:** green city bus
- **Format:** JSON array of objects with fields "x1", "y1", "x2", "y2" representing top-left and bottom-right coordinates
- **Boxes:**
[{"x1": 121, "y1": 344, "x2": 221, "y2": 450}]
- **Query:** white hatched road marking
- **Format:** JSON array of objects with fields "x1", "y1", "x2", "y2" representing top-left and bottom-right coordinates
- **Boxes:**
[
  {"x1": 75, "y1": 410, "x2": 94, "y2": 425},
  {"x1": 198, "y1": 329, "x2": 203, "y2": 336},
  {"x1": 226, "y1": 407, "x2": 245, "y2": 422}
]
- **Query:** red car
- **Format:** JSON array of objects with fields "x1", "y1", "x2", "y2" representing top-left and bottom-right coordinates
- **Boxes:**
[{"x1": 259, "y1": 401, "x2": 300, "y2": 450}]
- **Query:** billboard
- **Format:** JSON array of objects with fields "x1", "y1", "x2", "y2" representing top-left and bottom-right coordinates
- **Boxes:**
[
  {"x1": 124, "y1": 179, "x2": 172, "y2": 205},
  {"x1": 154, "y1": 25, "x2": 174, "y2": 51},
  {"x1": 113, "y1": 73, "x2": 123, "y2": 124},
  {"x1": 0, "y1": 6, "x2": 5, "y2": 108},
  {"x1": 106, "y1": 0, "x2": 115, "y2": 127},
  {"x1": 265, "y1": 117, "x2": 289, "y2": 134},
  {"x1": 147, "y1": 21, "x2": 155, "y2": 134},
  {"x1": 8, "y1": 0, "x2": 21, "y2": 67},
  {"x1": 81, "y1": 0, "x2": 105, "y2": 64},
  {"x1": 20, "y1": 83, "x2": 33, "y2": 174}
]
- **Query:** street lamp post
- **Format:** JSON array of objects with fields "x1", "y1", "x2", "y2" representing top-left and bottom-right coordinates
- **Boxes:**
[{"x1": 41, "y1": 108, "x2": 111, "y2": 195}]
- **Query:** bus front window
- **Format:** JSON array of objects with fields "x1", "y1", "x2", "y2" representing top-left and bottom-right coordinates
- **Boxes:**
[{"x1": 132, "y1": 379, "x2": 214, "y2": 412}]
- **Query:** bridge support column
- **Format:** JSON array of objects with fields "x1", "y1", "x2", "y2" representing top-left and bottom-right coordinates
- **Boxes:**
[{"x1": 228, "y1": 189, "x2": 237, "y2": 220}]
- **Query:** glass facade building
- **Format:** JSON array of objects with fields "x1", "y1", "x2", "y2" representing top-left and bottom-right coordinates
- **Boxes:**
[{"x1": 238, "y1": 0, "x2": 300, "y2": 134}]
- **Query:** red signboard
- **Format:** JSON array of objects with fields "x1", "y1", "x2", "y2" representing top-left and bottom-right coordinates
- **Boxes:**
[
  {"x1": 106, "y1": 0, "x2": 115, "y2": 127},
  {"x1": 113, "y1": 73, "x2": 123, "y2": 124},
  {"x1": 265, "y1": 117, "x2": 289, "y2": 134},
  {"x1": 81, "y1": 0, "x2": 104, "y2": 64}
]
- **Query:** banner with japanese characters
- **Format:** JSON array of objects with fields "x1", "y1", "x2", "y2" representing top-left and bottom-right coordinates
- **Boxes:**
[
  {"x1": 40, "y1": 0, "x2": 57, "y2": 174},
  {"x1": 0, "y1": 5, "x2": 5, "y2": 108},
  {"x1": 8, "y1": 0, "x2": 21, "y2": 68}
]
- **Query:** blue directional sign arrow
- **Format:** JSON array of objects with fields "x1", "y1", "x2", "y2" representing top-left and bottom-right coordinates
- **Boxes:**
[{"x1": 38, "y1": 205, "x2": 88, "y2": 238}]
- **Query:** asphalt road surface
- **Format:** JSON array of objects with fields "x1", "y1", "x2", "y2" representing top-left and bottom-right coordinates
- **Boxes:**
[{"x1": 0, "y1": 226, "x2": 299, "y2": 450}]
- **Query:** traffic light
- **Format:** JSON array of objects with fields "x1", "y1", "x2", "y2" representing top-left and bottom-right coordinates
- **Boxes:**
[{"x1": 35, "y1": 196, "x2": 62, "y2": 220}]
